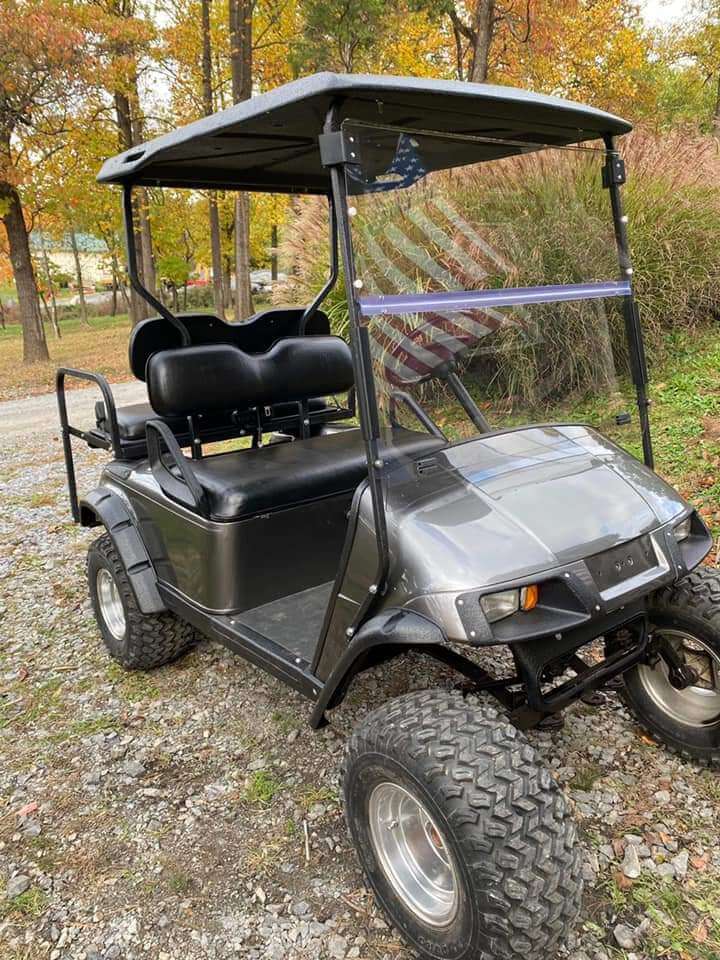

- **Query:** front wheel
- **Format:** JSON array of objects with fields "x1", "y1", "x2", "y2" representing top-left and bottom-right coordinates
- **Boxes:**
[
  {"x1": 621, "y1": 567, "x2": 720, "y2": 766},
  {"x1": 342, "y1": 690, "x2": 582, "y2": 960}
]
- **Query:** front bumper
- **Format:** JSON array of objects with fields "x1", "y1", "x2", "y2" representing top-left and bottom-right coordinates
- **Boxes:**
[{"x1": 408, "y1": 511, "x2": 711, "y2": 646}]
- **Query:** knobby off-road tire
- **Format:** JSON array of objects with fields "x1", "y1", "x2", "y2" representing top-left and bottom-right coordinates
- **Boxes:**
[
  {"x1": 87, "y1": 534, "x2": 198, "y2": 670},
  {"x1": 621, "y1": 567, "x2": 720, "y2": 767},
  {"x1": 342, "y1": 689, "x2": 582, "y2": 960}
]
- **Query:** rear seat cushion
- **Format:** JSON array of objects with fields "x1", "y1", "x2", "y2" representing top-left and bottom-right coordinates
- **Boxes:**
[{"x1": 181, "y1": 428, "x2": 444, "y2": 521}]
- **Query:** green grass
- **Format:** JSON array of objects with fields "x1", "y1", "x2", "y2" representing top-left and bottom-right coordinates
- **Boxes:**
[
  {"x1": 569, "y1": 762, "x2": 603, "y2": 792},
  {"x1": 603, "y1": 872, "x2": 720, "y2": 958},
  {"x1": 106, "y1": 662, "x2": 161, "y2": 702},
  {"x1": 0, "y1": 886, "x2": 49, "y2": 920},
  {"x1": 244, "y1": 770, "x2": 282, "y2": 804},
  {"x1": 0, "y1": 312, "x2": 134, "y2": 401}
]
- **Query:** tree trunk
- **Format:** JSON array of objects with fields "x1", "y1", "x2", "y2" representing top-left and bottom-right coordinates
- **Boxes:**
[
  {"x1": 270, "y1": 223, "x2": 278, "y2": 281},
  {"x1": 39, "y1": 232, "x2": 61, "y2": 339},
  {"x1": 110, "y1": 250, "x2": 131, "y2": 313},
  {"x1": 234, "y1": 194, "x2": 253, "y2": 319},
  {"x1": 469, "y1": 0, "x2": 496, "y2": 83},
  {"x1": 712, "y1": 73, "x2": 720, "y2": 139},
  {"x1": 0, "y1": 180, "x2": 49, "y2": 362},
  {"x1": 110, "y1": 269, "x2": 118, "y2": 316},
  {"x1": 229, "y1": 0, "x2": 254, "y2": 320},
  {"x1": 114, "y1": 88, "x2": 150, "y2": 323},
  {"x1": 70, "y1": 229, "x2": 90, "y2": 325},
  {"x1": 0, "y1": 296, "x2": 6, "y2": 330},
  {"x1": 200, "y1": 0, "x2": 227, "y2": 319},
  {"x1": 138, "y1": 190, "x2": 156, "y2": 296},
  {"x1": 208, "y1": 195, "x2": 226, "y2": 318}
]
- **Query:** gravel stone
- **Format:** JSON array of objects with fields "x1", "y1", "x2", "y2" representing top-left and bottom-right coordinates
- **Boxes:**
[
  {"x1": 613, "y1": 924, "x2": 636, "y2": 950},
  {"x1": 621, "y1": 844, "x2": 642, "y2": 879},
  {"x1": 121, "y1": 760, "x2": 146, "y2": 778},
  {"x1": 5, "y1": 875, "x2": 31, "y2": 898},
  {"x1": 672, "y1": 850, "x2": 689, "y2": 879}
]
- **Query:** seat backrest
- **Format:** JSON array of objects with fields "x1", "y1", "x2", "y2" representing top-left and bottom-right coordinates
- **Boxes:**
[
  {"x1": 146, "y1": 336, "x2": 354, "y2": 419},
  {"x1": 129, "y1": 307, "x2": 330, "y2": 381}
]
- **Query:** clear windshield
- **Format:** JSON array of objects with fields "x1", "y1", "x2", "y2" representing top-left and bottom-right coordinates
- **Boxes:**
[{"x1": 343, "y1": 123, "x2": 643, "y2": 470}]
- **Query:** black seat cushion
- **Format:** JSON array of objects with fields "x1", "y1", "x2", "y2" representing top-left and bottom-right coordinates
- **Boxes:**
[
  {"x1": 146, "y1": 337, "x2": 353, "y2": 418},
  {"x1": 184, "y1": 428, "x2": 444, "y2": 521}
]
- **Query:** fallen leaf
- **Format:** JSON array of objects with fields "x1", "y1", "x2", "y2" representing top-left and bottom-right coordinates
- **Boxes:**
[
  {"x1": 690, "y1": 851, "x2": 710, "y2": 872},
  {"x1": 614, "y1": 871, "x2": 634, "y2": 891},
  {"x1": 16, "y1": 801, "x2": 37, "y2": 818},
  {"x1": 693, "y1": 918, "x2": 710, "y2": 943},
  {"x1": 18, "y1": 666, "x2": 29, "y2": 681},
  {"x1": 612, "y1": 838, "x2": 625, "y2": 858},
  {"x1": 640, "y1": 734, "x2": 656, "y2": 747}
]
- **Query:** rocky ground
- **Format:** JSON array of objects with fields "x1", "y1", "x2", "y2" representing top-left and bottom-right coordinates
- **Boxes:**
[{"x1": 1, "y1": 391, "x2": 719, "y2": 960}]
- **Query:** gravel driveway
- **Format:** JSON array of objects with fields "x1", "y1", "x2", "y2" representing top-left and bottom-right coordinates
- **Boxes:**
[{"x1": 1, "y1": 388, "x2": 718, "y2": 960}]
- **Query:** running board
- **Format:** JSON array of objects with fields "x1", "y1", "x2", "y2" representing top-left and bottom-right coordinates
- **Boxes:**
[{"x1": 158, "y1": 583, "x2": 323, "y2": 700}]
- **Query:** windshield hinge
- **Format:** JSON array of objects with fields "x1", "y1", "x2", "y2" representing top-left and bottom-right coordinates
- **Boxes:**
[
  {"x1": 602, "y1": 154, "x2": 626, "y2": 188},
  {"x1": 319, "y1": 131, "x2": 361, "y2": 167}
]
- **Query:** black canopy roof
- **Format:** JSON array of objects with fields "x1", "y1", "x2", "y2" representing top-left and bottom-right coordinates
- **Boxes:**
[{"x1": 97, "y1": 72, "x2": 632, "y2": 194}]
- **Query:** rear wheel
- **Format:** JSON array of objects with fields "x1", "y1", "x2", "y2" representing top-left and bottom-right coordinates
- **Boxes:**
[
  {"x1": 621, "y1": 567, "x2": 720, "y2": 766},
  {"x1": 88, "y1": 534, "x2": 198, "y2": 670},
  {"x1": 342, "y1": 689, "x2": 582, "y2": 960}
]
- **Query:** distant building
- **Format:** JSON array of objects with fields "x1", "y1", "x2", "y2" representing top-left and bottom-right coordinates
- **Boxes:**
[{"x1": 29, "y1": 232, "x2": 113, "y2": 289}]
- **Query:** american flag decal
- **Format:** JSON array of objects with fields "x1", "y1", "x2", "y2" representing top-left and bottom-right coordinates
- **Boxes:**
[{"x1": 352, "y1": 193, "x2": 526, "y2": 389}]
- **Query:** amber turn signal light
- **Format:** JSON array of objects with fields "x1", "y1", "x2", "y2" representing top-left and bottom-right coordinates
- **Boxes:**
[{"x1": 520, "y1": 584, "x2": 539, "y2": 611}]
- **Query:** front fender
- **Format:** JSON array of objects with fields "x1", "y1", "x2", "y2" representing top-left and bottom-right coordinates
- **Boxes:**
[
  {"x1": 309, "y1": 608, "x2": 446, "y2": 728},
  {"x1": 80, "y1": 487, "x2": 165, "y2": 615}
]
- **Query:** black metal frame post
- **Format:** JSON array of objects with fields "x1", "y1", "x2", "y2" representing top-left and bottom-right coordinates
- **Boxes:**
[
  {"x1": 322, "y1": 107, "x2": 390, "y2": 620},
  {"x1": 300, "y1": 194, "x2": 339, "y2": 332},
  {"x1": 56, "y1": 367, "x2": 122, "y2": 522},
  {"x1": 122, "y1": 185, "x2": 191, "y2": 346},
  {"x1": 603, "y1": 136, "x2": 654, "y2": 469}
]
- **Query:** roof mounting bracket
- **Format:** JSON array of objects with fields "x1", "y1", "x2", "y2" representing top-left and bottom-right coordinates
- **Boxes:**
[
  {"x1": 319, "y1": 131, "x2": 360, "y2": 168},
  {"x1": 602, "y1": 153, "x2": 626, "y2": 188}
]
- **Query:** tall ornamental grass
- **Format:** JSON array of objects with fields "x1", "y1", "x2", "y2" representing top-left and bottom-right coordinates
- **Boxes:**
[{"x1": 279, "y1": 131, "x2": 720, "y2": 405}]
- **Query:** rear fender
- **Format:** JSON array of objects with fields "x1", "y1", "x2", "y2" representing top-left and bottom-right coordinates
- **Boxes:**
[
  {"x1": 309, "y1": 608, "x2": 446, "y2": 728},
  {"x1": 80, "y1": 487, "x2": 165, "y2": 615}
]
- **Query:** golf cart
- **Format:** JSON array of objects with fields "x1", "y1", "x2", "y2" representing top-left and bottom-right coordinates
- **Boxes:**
[{"x1": 57, "y1": 74, "x2": 720, "y2": 960}]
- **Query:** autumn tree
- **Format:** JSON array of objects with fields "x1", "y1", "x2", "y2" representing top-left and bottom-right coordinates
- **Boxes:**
[
  {"x1": 229, "y1": 0, "x2": 254, "y2": 319},
  {"x1": 409, "y1": 0, "x2": 533, "y2": 82},
  {"x1": 91, "y1": 0, "x2": 159, "y2": 322},
  {"x1": 202, "y1": 0, "x2": 228, "y2": 318},
  {"x1": 291, "y1": 0, "x2": 389, "y2": 72},
  {"x1": 676, "y1": 0, "x2": 720, "y2": 135},
  {"x1": 0, "y1": 0, "x2": 87, "y2": 362}
]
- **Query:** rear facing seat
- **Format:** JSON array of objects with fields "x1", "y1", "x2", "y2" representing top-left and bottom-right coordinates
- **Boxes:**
[
  {"x1": 91, "y1": 307, "x2": 347, "y2": 459},
  {"x1": 145, "y1": 337, "x2": 445, "y2": 520}
]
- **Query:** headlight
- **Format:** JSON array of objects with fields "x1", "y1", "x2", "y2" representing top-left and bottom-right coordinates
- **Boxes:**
[
  {"x1": 673, "y1": 515, "x2": 692, "y2": 542},
  {"x1": 480, "y1": 585, "x2": 538, "y2": 623}
]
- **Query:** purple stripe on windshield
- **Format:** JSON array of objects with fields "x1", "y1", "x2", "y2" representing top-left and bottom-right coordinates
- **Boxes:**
[{"x1": 358, "y1": 281, "x2": 631, "y2": 316}]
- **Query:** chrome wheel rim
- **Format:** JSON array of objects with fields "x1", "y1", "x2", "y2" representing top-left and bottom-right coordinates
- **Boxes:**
[
  {"x1": 96, "y1": 568, "x2": 126, "y2": 641},
  {"x1": 368, "y1": 782, "x2": 458, "y2": 927},
  {"x1": 638, "y1": 629, "x2": 720, "y2": 727}
]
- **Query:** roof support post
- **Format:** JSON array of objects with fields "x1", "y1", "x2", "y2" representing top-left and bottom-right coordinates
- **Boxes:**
[
  {"x1": 122, "y1": 184, "x2": 190, "y2": 345},
  {"x1": 321, "y1": 104, "x2": 390, "y2": 628},
  {"x1": 603, "y1": 135, "x2": 653, "y2": 470}
]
